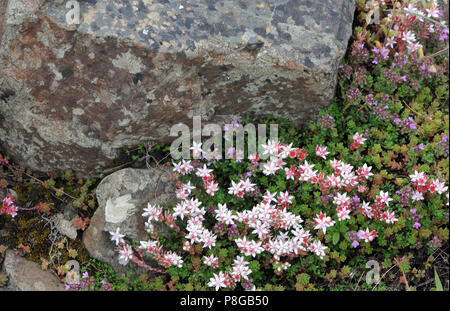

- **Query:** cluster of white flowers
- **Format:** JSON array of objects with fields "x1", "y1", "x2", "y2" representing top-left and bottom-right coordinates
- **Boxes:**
[
  {"x1": 108, "y1": 132, "x2": 448, "y2": 291},
  {"x1": 409, "y1": 170, "x2": 449, "y2": 205},
  {"x1": 386, "y1": 0, "x2": 448, "y2": 53}
]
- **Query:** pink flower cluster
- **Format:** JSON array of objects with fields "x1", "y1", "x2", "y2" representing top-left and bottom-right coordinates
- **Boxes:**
[
  {"x1": 409, "y1": 170, "x2": 448, "y2": 202},
  {"x1": 1, "y1": 194, "x2": 18, "y2": 218},
  {"x1": 384, "y1": 0, "x2": 448, "y2": 55},
  {"x1": 207, "y1": 256, "x2": 252, "y2": 290},
  {"x1": 109, "y1": 226, "x2": 183, "y2": 270},
  {"x1": 108, "y1": 132, "x2": 448, "y2": 291}
]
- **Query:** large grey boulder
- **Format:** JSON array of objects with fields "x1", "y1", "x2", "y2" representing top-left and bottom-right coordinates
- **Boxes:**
[
  {"x1": 0, "y1": 250, "x2": 65, "y2": 291},
  {"x1": 82, "y1": 167, "x2": 175, "y2": 275},
  {"x1": 0, "y1": 0, "x2": 354, "y2": 176}
]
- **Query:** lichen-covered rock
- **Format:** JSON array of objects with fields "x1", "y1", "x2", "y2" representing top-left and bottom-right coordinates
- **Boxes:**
[
  {"x1": 0, "y1": 250, "x2": 65, "y2": 291},
  {"x1": 82, "y1": 167, "x2": 175, "y2": 275},
  {"x1": 51, "y1": 213, "x2": 78, "y2": 240},
  {"x1": 0, "y1": 0, "x2": 354, "y2": 176}
]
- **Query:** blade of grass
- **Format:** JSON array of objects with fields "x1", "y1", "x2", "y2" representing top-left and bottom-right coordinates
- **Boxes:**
[
  {"x1": 395, "y1": 257, "x2": 410, "y2": 291},
  {"x1": 434, "y1": 267, "x2": 443, "y2": 291}
]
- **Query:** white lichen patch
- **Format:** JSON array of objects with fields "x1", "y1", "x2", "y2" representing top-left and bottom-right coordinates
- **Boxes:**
[
  {"x1": 118, "y1": 118, "x2": 130, "y2": 126},
  {"x1": 105, "y1": 194, "x2": 135, "y2": 224},
  {"x1": 48, "y1": 63, "x2": 62, "y2": 92},
  {"x1": 6, "y1": 0, "x2": 36, "y2": 25},
  {"x1": 72, "y1": 108, "x2": 85, "y2": 116},
  {"x1": 48, "y1": 63, "x2": 63, "y2": 81},
  {"x1": 111, "y1": 51, "x2": 145, "y2": 74}
]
